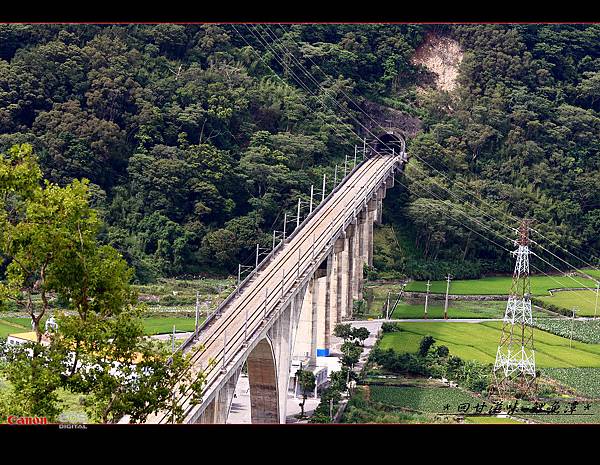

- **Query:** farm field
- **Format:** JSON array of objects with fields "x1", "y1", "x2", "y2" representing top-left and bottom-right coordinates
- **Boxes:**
[
  {"x1": 0, "y1": 315, "x2": 200, "y2": 338},
  {"x1": 580, "y1": 269, "x2": 600, "y2": 280},
  {"x1": 391, "y1": 301, "x2": 505, "y2": 319},
  {"x1": 134, "y1": 277, "x2": 234, "y2": 308},
  {"x1": 538, "y1": 290, "x2": 599, "y2": 316},
  {"x1": 541, "y1": 368, "x2": 600, "y2": 399},
  {"x1": 404, "y1": 275, "x2": 598, "y2": 296},
  {"x1": 387, "y1": 300, "x2": 549, "y2": 320},
  {"x1": 464, "y1": 416, "x2": 522, "y2": 424},
  {"x1": 533, "y1": 318, "x2": 600, "y2": 344},
  {"x1": 0, "y1": 318, "x2": 30, "y2": 338},
  {"x1": 514, "y1": 401, "x2": 600, "y2": 424},
  {"x1": 378, "y1": 321, "x2": 600, "y2": 368},
  {"x1": 369, "y1": 385, "x2": 481, "y2": 412},
  {"x1": 142, "y1": 317, "x2": 199, "y2": 335},
  {"x1": 345, "y1": 384, "x2": 586, "y2": 424}
]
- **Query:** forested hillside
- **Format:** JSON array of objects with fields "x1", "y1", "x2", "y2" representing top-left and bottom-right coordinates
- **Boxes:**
[{"x1": 1, "y1": 24, "x2": 598, "y2": 282}]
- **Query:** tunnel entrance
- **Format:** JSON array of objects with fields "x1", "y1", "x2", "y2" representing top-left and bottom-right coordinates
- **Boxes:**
[{"x1": 374, "y1": 132, "x2": 404, "y2": 155}]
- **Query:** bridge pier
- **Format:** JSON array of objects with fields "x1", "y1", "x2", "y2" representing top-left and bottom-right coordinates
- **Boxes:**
[
  {"x1": 196, "y1": 366, "x2": 242, "y2": 424},
  {"x1": 147, "y1": 153, "x2": 405, "y2": 426},
  {"x1": 247, "y1": 338, "x2": 279, "y2": 423},
  {"x1": 344, "y1": 219, "x2": 357, "y2": 318},
  {"x1": 331, "y1": 237, "x2": 345, "y2": 335}
]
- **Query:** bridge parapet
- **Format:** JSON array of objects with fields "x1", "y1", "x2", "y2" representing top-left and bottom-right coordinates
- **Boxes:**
[{"x1": 139, "y1": 150, "x2": 407, "y2": 424}]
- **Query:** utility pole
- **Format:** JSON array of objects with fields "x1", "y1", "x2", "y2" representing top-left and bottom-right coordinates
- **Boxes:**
[
  {"x1": 172, "y1": 324, "x2": 176, "y2": 353},
  {"x1": 195, "y1": 291, "x2": 200, "y2": 336},
  {"x1": 570, "y1": 307, "x2": 577, "y2": 349},
  {"x1": 443, "y1": 275, "x2": 451, "y2": 320},
  {"x1": 385, "y1": 291, "x2": 391, "y2": 320},
  {"x1": 595, "y1": 282, "x2": 599, "y2": 318},
  {"x1": 424, "y1": 280, "x2": 430, "y2": 320}
]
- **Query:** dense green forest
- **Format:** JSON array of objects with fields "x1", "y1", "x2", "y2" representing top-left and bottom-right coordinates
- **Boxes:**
[{"x1": 1, "y1": 24, "x2": 599, "y2": 282}]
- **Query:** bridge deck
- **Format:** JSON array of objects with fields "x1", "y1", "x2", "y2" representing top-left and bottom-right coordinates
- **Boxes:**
[{"x1": 145, "y1": 153, "x2": 401, "y2": 423}]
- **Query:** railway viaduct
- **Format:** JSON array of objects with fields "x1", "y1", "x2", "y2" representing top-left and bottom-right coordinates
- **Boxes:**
[{"x1": 136, "y1": 134, "x2": 407, "y2": 424}]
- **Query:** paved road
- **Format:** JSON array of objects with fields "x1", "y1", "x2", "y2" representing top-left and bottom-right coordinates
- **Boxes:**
[
  {"x1": 226, "y1": 374, "x2": 321, "y2": 424},
  {"x1": 149, "y1": 332, "x2": 193, "y2": 341},
  {"x1": 144, "y1": 154, "x2": 401, "y2": 423},
  {"x1": 330, "y1": 320, "x2": 383, "y2": 376}
]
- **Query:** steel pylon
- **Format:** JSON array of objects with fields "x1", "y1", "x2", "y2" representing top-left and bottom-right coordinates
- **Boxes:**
[{"x1": 492, "y1": 219, "x2": 537, "y2": 398}]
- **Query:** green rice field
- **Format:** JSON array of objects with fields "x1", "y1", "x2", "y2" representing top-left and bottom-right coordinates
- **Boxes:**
[
  {"x1": 404, "y1": 275, "x2": 598, "y2": 296},
  {"x1": 388, "y1": 300, "x2": 549, "y2": 320},
  {"x1": 538, "y1": 290, "x2": 599, "y2": 316},
  {"x1": 0, "y1": 318, "x2": 30, "y2": 338},
  {"x1": 141, "y1": 317, "x2": 199, "y2": 335},
  {"x1": 0, "y1": 316, "x2": 200, "y2": 338},
  {"x1": 379, "y1": 321, "x2": 600, "y2": 368},
  {"x1": 580, "y1": 269, "x2": 600, "y2": 280}
]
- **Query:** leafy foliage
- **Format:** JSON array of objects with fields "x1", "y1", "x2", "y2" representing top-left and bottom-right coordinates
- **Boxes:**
[
  {"x1": 1, "y1": 24, "x2": 598, "y2": 282},
  {"x1": 0, "y1": 145, "x2": 206, "y2": 422}
]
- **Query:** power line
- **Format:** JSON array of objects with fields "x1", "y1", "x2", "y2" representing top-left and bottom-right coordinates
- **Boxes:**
[
  {"x1": 261, "y1": 24, "x2": 600, "y2": 274},
  {"x1": 242, "y1": 25, "x2": 597, "y2": 295}
]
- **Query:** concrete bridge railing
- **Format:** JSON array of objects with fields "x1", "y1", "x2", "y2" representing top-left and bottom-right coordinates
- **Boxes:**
[{"x1": 136, "y1": 150, "x2": 407, "y2": 424}]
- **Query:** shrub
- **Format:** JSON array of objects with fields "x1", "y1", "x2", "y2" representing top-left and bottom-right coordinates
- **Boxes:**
[
  {"x1": 381, "y1": 322, "x2": 403, "y2": 333},
  {"x1": 418, "y1": 335, "x2": 436, "y2": 357}
]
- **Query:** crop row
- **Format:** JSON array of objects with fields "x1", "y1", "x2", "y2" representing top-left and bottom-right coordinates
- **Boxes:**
[
  {"x1": 542, "y1": 368, "x2": 600, "y2": 399},
  {"x1": 532, "y1": 318, "x2": 600, "y2": 344},
  {"x1": 369, "y1": 385, "x2": 480, "y2": 413}
]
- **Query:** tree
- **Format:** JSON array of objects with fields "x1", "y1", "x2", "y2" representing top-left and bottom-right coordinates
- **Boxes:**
[
  {"x1": 351, "y1": 327, "x2": 370, "y2": 346},
  {"x1": 296, "y1": 368, "x2": 316, "y2": 418},
  {"x1": 333, "y1": 323, "x2": 353, "y2": 341},
  {"x1": 341, "y1": 341, "x2": 362, "y2": 369},
  {"x1": 0, "y1": 143, "x2": 103, "y2": 342},
  {"x1": 418, "y1": 335, "x2": 436, "y2": 357},
  {"x1": 0, "y1": 144, "x2": 207, "y2": 422}
]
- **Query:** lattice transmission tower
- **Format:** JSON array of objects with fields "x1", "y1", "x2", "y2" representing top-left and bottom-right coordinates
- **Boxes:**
[{"x1": 492, "y1": 219, "x2": 537, "y2": 398}]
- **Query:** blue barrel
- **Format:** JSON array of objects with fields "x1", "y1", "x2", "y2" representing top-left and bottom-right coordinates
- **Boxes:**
[{"x1": 316, "y1": 348, "x2": 330, "y2": 357}]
